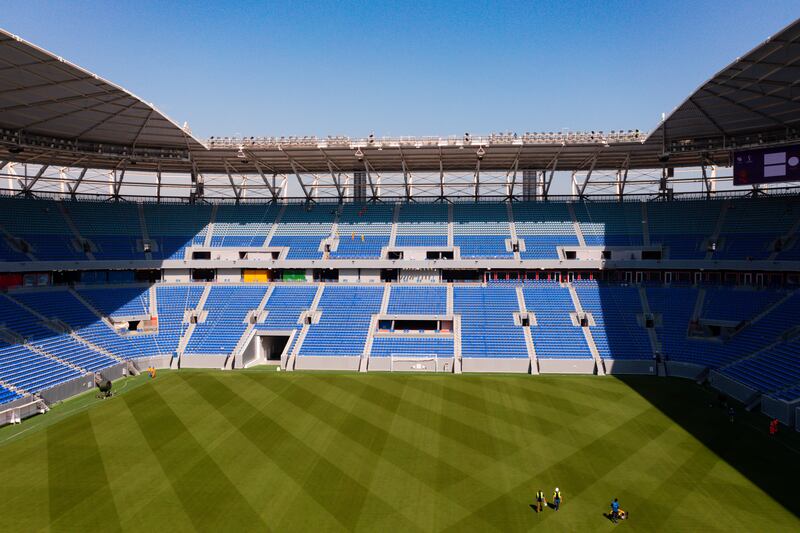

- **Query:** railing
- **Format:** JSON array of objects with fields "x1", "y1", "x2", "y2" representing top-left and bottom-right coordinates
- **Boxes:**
[
  {"x1": 206, "y1": 130, "x2": 648, "y2": 149},
  {"x1": 3, "y1": 186, "x2": 800, "y2": 205}
]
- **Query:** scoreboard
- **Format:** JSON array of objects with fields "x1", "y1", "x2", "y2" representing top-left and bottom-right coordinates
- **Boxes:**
[{"x1": 733, "y1": 145, "x2": 800, "y2": 185}]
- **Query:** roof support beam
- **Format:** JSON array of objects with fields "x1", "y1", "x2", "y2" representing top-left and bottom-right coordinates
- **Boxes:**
[
  {"x1": 542, "y1": 146, "x2": 564, "y2": 200},
  {"x1": 543, "y1": 169, "x2": 557, "y2": 199},
  {"x1": 222, "y1": 160, "x2": 243, "y2": 202},
  {"x1": 506, "y1": 147, "x2": 522, "y2": 199},
  {"x1": 318, "y1": 148, "x2": 343, "y2": 199},
  {"x1": 19, "y1": 164, "x2": 48, "y2": 195},
  {"x1": 156, "y1": 163, "x2": 162, "y2": 203},
  {"x1": 505, "y1": 159, "x2": 519, "y2": 199},
  {"x1": 325, "y1": 161, "x2": 343, "y2": 200},
  {"x1": 190, "y1": 160, "x2": 203, "y2": 203},
  {"x1": 255, "y1": 167, "x2": 279, "y2": 201},
  {"x1": 438, "y1": 148, "x2": 445, "y2": 200},
  {"x1": 244, "y1": 153, "x2": 279, "y2": 200},
  {"x1": 279, "y1": 148, "x2": 314, "y2": 201},
  {"x1": 701, "y1": 162, "x2": 715, "y2": 199},
  {"x1": 288, "y1": 159, "x2": 312, "y2": 201},
  {"x1": 473, "y1": 157, "x2": 482, "y2": 199},
  {"x1": 361, "y1": 157, "x2": 378, "y2": 200},
  {"x1": 399, "y1": 147, "x2": 411, "y2": 200},
  {"x1": 617, "y1": 154, "x2": 630, "y2": 201},
  {"x1": 69, "y1": 167, "x2": 88, "y2": 199},
  {"x1": 243, "y1": 149, "x2": 284, "y2": 200},
  {"x1": 578, "y1": 153, "x2": 599, "y2": 198},
  {"x1": 112, "y1": 164, "x2": 127, "y2": 199}
]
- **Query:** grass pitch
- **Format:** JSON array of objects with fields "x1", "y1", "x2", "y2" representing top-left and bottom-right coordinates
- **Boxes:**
[{"x1": 0, "y1": 370, "x2": 798, "y2": 532}]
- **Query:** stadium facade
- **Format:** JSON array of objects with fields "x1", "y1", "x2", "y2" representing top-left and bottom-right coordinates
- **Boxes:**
[{"x1": 1, "y1": 21, "x2": 800, "y2": 432}]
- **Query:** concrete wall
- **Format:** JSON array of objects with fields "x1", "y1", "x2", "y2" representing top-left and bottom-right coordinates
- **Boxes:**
[
  {"x1": 399, "y1": 248, "x2": 435, "y2": 261},
  {"x1": 359, "y1": 269, "x2": 381, "y2": 283},
  {"x1": 180, "y1": 354, "x2": 227, "y2": 369},
  {"x1": 0, "y1": 395, "x2": 35, "y2": 411},
  {"x1": 709, "y1": 370, "x2": 761, "y2": 404},
  {"x1": 664, "y1": 361, "x2": 707, "y2": 380},
  {"x1": 368, "y1": 356, "x2": 455, "y2": 373},
  {"x1": 538, "y1": 358, "x2": 596, "y2": 374},
  {"x1": 97, "y1": 362, "x2": 128, "y2": 382},
  {"x1": 131, "y1": 355, "x2": 173, "y2": 371},
  {"x1": 39, "y1": 373, "x2": 95, "y2": 404},
  {"x1": 5, "y1": 255, "x2": 800, "y2": 274},
  {"x1": 338, "y1": 269, "x2": 382, "y2": 283},
  {"x1": 761, "y1": 396, "x2": 800, "y2": 427},
  {"x1": 294, "y1": 355, "x2": 360, "y2": 371},
  {"x1": 217, "y1": 268, "x2": 242, "y2": 282},
  {"x1": 163, "y1": 269, "x2": 191, "y2": 283},
  {"x1": 240, "y1": 332, "x2": 259, "y2": 367},
  {"x1": 339, "y1": 269, "x2": 360, "y2": 283},
  {"x1": 604, "y1": 359, "x2": 656, "y2": 375},
  {"x1": 461, "y1": 357, "x2": 531, "y2": 374}
]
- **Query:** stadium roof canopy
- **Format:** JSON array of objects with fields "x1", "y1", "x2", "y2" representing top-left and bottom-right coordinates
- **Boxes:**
[
  {"x1": 0, "y1": 29, "x2": 205, "y2": 168},
  {"x1": 0, "y1": 19, "x2": 799, "y2": 183},
  {"x1": 649, "y1": 18, "x2": 800, "y2": 161}
]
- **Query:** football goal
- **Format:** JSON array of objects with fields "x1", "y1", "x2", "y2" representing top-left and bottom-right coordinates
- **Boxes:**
[{"x1": 389, "y1": 353, "x2": 449, "y2": 372}]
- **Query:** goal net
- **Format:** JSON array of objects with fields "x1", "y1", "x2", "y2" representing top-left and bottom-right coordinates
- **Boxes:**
[{"x1": 389, "y1": 353, "x2": 443, "y2": 372}]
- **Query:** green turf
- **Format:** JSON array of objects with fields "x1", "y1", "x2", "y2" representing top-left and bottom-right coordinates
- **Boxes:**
[{"x1": 0, "y1": 370, "x2": 798, "y2": 532}]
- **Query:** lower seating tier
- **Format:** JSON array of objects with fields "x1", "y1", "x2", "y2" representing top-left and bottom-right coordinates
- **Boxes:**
[{"x1": 0, "y1": 282, "x2": 797, "y2": 403}]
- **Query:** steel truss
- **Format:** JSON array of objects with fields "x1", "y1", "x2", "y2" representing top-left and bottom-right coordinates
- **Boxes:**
[{"x1": 1, "y1": 161, "x2": 799, "y2": 203}]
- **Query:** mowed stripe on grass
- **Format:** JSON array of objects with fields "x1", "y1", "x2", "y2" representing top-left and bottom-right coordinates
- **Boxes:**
[{"x1": 0, "y1": 370, "x2": 798, "y2": 532}]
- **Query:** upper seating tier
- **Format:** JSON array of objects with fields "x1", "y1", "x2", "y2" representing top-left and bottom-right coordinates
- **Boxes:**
[{"x1": 0, "y1": 195, "x2": 797, "y2": 262}]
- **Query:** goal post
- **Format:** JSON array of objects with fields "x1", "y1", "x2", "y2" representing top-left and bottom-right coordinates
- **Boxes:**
[{"x1": 389, "y1": 353, "x2": 447, "y2": 372}]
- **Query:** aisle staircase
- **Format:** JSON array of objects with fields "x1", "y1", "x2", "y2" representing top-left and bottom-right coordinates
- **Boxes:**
[
  {"x1": 567, "y1": 283, "x2": 605, "y2": 375},
  {"x1": 285, "y1": 283, "x2": 325, "y2": 371},
  {"x1": 516, "y1": 286, "x2": 539, "y2": 374},
  {"x1": 173, "y1": 283, "x2": 212, "y2": 368}
]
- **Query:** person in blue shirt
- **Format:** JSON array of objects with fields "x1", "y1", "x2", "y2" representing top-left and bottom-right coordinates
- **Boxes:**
[
  {"x1": 610, "y1": 498, "x2": 620, "y2": 524},
  {"x1": 552, "y1": 488, "x2": 562, "y2": 511}
]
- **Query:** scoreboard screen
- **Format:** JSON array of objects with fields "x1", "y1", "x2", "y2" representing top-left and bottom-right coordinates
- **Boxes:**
[{"x1": 733, "y1": 145, "x2": 800, "y2": 185}]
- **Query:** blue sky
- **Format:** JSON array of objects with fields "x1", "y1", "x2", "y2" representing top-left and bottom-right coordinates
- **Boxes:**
[{"x1": 3, "y1": 1, "x2": 799, "y2": 139}]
